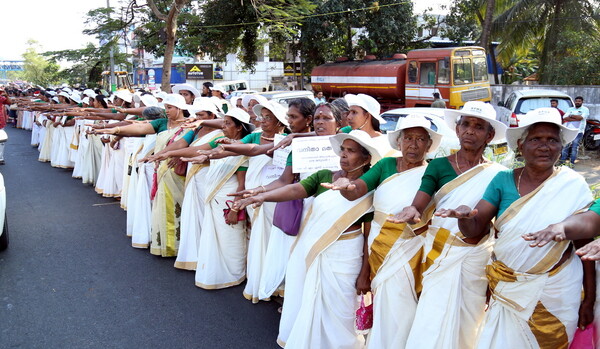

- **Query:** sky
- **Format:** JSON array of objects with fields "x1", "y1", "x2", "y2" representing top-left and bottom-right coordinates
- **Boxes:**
[{"x1": 2, "y1": 0, "x2": 451, "y2": 62}]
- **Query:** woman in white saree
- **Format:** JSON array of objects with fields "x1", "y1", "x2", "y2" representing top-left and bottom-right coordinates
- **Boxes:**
[
  {"x1": 389, "y1": 101, "x2": 508, "y2": 349},
  {"x1": 96, "y1": 94, "x2": 188, "y2": 256},
  {"x1": 326, "y1": 114, "x2": 443, "y2": 348},
  {"x1": 181, "y1": 108, "x2": 254, "y2": 288},
  {"x1": 145, "y1": 99, "x2": 225, "y2": 269},
  {"x1": 236, "y1": 130, "x2": 381, "y2": 349},
  {"x1": 438, "y1": 108, "x2": 595, "y2": 349},
  {"x1": 197, "y1": 100, "x2": 289, "y2": 302}
]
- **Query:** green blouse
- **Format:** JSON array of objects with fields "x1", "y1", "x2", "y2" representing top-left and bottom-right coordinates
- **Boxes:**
[
  {"x1": 482, "y1": 170, "x2": 521, "y2": 218},
  {"x1": 300, "y1": 169, "x2": 373, "y2": 223},
  {"x1": 359, "y1": 157, "x2": 398, "y2": 192},
  {"x1": 149, "y1": 118, "x2": 168, "y2": 133},
  {"x1": 418, "y1": 157, "x2": 458, "y2": 196},
  {"x1": 590, "y1": 198, "x2": 600, "y2": 216}
]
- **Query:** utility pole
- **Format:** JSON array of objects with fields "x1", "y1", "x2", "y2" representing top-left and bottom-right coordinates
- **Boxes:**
[{"x1": 107, "y1": 0, "x2": 116, "y2": 92}]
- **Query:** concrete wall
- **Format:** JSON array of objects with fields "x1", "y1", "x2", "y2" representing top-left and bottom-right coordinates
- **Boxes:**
[{"x1": 491, "y1": 84, "x2": 600, "y2": 119}]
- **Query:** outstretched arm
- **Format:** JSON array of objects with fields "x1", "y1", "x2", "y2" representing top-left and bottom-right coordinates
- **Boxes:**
[
  {"x1": 387, "y1": 190, "x2": 432, "y2": 225},
  {"x1": 435, "y1": 199, "x2": 497, "y2": 239},
  {"x1": 233, "y1": 183, "x2": 308, "y2": 210},
  {"x1": 523, "y1": 210, "x2": 600, "y2": 247}
]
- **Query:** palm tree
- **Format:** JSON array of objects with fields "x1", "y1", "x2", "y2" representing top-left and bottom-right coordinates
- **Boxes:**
[{"x1": 492, "y1": 0, "x2": 599, "y2": 84}]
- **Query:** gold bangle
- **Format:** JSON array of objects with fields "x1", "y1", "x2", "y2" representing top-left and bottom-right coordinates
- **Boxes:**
[
  {"x1": 260, "y1": 185, "x2": 266, "y2": 193},
  {"x1": 230, "y1": 208, "x2": 239, "y2": 212},
  {"x1": 115, "y1": 126, "x2": 120, "y2": 135}
]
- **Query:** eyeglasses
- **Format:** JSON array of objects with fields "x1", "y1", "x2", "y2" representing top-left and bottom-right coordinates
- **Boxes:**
[{"x1": 256, "y1": 115, "x2": 274, "y2": 122}]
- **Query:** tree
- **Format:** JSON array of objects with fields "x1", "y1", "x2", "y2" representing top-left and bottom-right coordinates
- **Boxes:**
[
  {"x1": 300, "y1": 0, "x2": 418, "y2": 70},
  {"x1": 146, "y1": 0, "x2": 191, "y2": 92},
  {"x1": 45, "y1": 43, "x2": 130, "y2": 87},
  {"x1": 492, "y1": 0, "x2": 599, "y2": 84},
  {"x1": 19, "y1": 40, "x2": 61, "y2": 87}
]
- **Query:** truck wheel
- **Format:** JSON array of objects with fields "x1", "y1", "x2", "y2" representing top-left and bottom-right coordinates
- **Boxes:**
[{"x1": 0, "y1": 214, "x2": 8, "y2": 251}]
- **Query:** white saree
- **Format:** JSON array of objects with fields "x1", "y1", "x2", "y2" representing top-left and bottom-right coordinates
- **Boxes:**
[
  {"x1": 365, "y1": 165, "x2": 427, "y2": 349},
  {"x1": 195, "y1": 155, "x2": 248, "y2": 288},
  {"x1": 150, "y1": 127, "x2": 187, "y2": 257},
  {"x1": 174, "y1": 129, "x2": 223, "y2": 270},
  {"x1": 258, "y1": 172, "x2": 314, "y2": 301},
  {"x1": 405, "y1": 162, "x2": 505, "y2": 349},
  {"x1": 129, "y1": 134, "x2": 157, "y2": 248},
  {"x1": 278, "y1": 189, "x2": 374, "y2": 349},
  {"x1": 476, "y1": 167, "x2": 593, "y2": 349},
  {"x1": 243, "y1": 154, "x2": 284, "y2": 303}
]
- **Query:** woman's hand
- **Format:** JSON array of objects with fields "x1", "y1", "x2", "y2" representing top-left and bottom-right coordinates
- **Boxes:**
[
  {"x1": 578, "y1": 298, "x2": 594, "y2": 330},
  {"x1": 181, "y1": 155, "x2": 208, "y2": 164},
  {"x1": 95, "y1": 128, "x2": 117, "y2": 135},
  {"x1": 148, "y1": 152, "x2": 170, "y2": 163},
  {"x1": 522, "y1": 223, "x2": 566, "y2": 247},
  {"x1": 387, "y1": 206, "x2": 422, "y2": 225},
  {"x1": 110, "y1": 138, "x2": 120, "y2": 150},
  {"x1": 435, "y1": 205, "x2": 478, "y2": 219},
  {"x1": 214, "y1": 137, "x2": 233, "y2": 145},
  {"x1": 355, "y1": 269, "x2": 371, "y2": 295},
  {"x1": 228, "y1": 186, "x2": 265, "y2": 198},
  {"x1": 181, "y1": 119, "x2": 201, "y2": 129},
  {"x1": 167, "y1": 156, "x2": 181, "y2": 168},
  {"x1": 234, "y1": 195, "x2": 264, "y2": 210},
  {"x1": 576, "y1": 240, "x2": 600, "y2": 261},
  {"x1": 267, "y1": 134, "x2": 294, "y2": 155},
  {"x1": 321, "y1": 177, "x2": 356, "y2": 191},
  {"x1": 225, "y1": 208, "x2": 240, "y2": 225}
]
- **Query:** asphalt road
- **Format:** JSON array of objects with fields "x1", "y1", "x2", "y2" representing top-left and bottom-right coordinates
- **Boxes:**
[{"x1": 0, "y1": 127, "x2": 280, "y2": 348}]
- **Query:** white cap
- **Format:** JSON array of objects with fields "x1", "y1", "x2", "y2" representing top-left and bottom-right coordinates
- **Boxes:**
[
  {"x1": 221, "y1": 107, "x2": 252, "y2": 124},
  {"x1": 344, "y1": 93, "x2": 385, "y2": 124},
  {"x1": 172, "y1": 83, "x2": 201, "y2": 98},
  {"x1": 388, "y1": 114, "x2": 443, "y2": 154},
  {"x1": 444, "y1": 101, "x2": 507, "y2": 142},
  {"x1": 83, "y1": 89, "x2": 97, "y2": 98},
  {"x1": 114, "y1": 89, "x2": 133, "y2": 104},
  {"x1": 253, "y1": 100, "x2": 289, "y2": 126},
  {"x1": 162, "y1": 93, "x2": 188, "y2": 110},
  {"x1": 242, "y1": 94, "x2": 268, "y2": 109},
  {"x1": 506, "y1": 107, "x2": 579, "y2": 150},
  {"x1": 330, "y1": 130, "x2": 382, "y2": 163},
  {"x1": 186, "y1": 98, "x2": 221, "y2": 116},
  {"x1": 140, "y1": 94, "x2": 159, "y2": 107}
]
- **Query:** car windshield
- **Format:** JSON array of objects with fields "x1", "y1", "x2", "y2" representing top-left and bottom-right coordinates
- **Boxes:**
[{"x1": 515, "y1": 97, "x2": 573, "y2": 114}]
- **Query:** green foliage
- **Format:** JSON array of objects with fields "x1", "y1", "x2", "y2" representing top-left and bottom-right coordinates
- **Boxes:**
[
  {"x1": 492, "y1": 0, "x2": 599, "y2": 84},
  {"x1": 442, "y1": 0, "x2": 483, "y2": 43},
  {"x1": 541, "y1": 29, "x2": 600, "y2": 85},
  {"x1": 19, "y1": 41, "x2": 61, "y2": 87},
  {"x1": 45, "y1": 43, "x2": 131, "y2": 87},
  {"x1": 300, "y1": 0, "x2": 417, "y2": 71},
  {"x1": 358, "y1": 0, "x2": 416, "y2": 57},
  {"x1": 500, "y1": 48, "x2": 539, "y2": 84}
]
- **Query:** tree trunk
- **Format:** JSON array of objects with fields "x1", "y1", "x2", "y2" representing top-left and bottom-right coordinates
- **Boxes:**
[
  {"x1": 146, "y1": 0, "x2": 189, "y2": 93},
  {"x1": 479, "y1": 0, "x2": 495, "y2": 49},
  {"x1": 540, "y1": 0, "x2": 564, "y2": 84}
]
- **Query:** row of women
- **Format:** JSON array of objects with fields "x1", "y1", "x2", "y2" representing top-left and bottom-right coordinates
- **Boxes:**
[{"x1": 14, "y1": 83, "x2": 600, "y2": 349}]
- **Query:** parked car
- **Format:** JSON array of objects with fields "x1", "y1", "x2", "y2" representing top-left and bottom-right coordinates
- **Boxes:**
[
  {"x1": 497, "y1": 89, "x2": 574, "y2": 127},
  {"x1": 227, "y1": 90, "x2": 257, "y2": 100},
  {"x1": 382, "y1": 107, "x2": 514, "y2": 166},
  {"x1": 214, "y1": 80, "x2": 250, "y2": 94},
  {"x1": 257, "y1": 90, "x2": 315, "y2": 107},
  {"x1": 0, "y1": 172, "x2": 7, "y2": 251}
]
